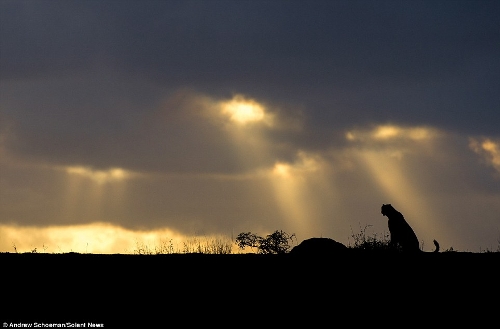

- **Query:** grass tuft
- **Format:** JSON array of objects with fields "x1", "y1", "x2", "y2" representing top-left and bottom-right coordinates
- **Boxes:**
[
  {"x1": 348, "y1": 224, "x2": 393, "y2": 252},
  {"x1": 133, "y1": 235, "x2": 233, "y2": 255}
]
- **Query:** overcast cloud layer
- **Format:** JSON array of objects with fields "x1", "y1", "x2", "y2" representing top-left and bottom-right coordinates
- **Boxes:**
[{"x1": 1, "y1": 0, "x2": 499, "y2": 252}]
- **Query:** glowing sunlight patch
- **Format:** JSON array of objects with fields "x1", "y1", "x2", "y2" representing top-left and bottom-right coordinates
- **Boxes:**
[
  {"x1": 346, "y1": 124, "x2": 438, "y2": 143},
  {"x1": 470, "y1": 137, "x2": 500, "y2": 173},
  {"x1": 220, "y1": 95, "x2": 272, "y2": 126},
  {"x1": 0, "y1": 223, "x2": 235, "y2": 254},
  {"x1": 65, "y1": 166, "x2": 131, "y2": 184},
  {"x1": 273, "y1": 163, "x2": 292, "y2": 178},
  {"x1": 373, "y1": 125, "x2": 401, "y2": 139}
]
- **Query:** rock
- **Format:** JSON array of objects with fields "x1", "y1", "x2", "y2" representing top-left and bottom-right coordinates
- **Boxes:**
[{"x1": 289, "y1": 237, "x2": 347, "y2": 255}]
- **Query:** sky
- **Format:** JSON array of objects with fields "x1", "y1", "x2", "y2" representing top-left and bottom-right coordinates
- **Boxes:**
[{"x1": 1, "y1": 0, "x2": 499, "y2": 253}]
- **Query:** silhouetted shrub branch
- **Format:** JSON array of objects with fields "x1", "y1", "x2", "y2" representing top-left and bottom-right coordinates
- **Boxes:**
[{"x1": 235, "y1": 230, "x2": 296, "y2": 254}]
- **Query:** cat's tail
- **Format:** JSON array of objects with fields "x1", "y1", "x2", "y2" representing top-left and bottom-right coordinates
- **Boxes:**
[{"x1": 433, "y1": 240, "x2": 440, "y2": 253}]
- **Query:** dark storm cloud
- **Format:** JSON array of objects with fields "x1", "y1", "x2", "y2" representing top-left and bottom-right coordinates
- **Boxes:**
[
  {"x1": 1, "y1": 83, "x2": 301, "y2": 174},
  {"x1": 2, "y1": 0, "x2": 499, "y2": 139}
]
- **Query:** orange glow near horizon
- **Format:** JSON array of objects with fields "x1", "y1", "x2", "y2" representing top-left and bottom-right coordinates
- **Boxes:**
[{"x1": 0, "y1": 223, "x2": 236, "y2": 254}]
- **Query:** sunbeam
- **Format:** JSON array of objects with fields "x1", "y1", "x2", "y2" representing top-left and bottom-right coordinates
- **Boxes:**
[
  {"x1": 347, "y1": 124, "x2": 452, "y2": 250},
  {"x1": 268, "y1": 151, "x2": 341, "y2": 239},
  {"x1": 62, "y1": 166, "x2": 132, "y2": 226},
  {"x1": 216, "y1": 95, "x2": 334, "y2": 238}
]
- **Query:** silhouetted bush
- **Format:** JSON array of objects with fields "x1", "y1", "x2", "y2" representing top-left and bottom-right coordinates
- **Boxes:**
[{"x1": 235, "y1": 230, "x2": 296, "y2": 254}]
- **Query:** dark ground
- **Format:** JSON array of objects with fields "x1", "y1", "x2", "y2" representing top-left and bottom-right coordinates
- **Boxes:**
[{"x1": 2, "y1": 251, "x2": 498, "y2": 327}]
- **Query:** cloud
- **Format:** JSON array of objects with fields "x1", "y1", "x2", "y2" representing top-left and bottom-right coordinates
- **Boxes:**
[
  {"x1": 346, "y1": 124, "x2": 439, "y2": 142},
  {"x1": 469, "y1": 137, "x2": 500, "y2": 175},
  {"x1": 2, "y1": 1, "x2": 499, "y2": 137},
  {"x1": 1, "y1": 87, "x2": 306, "y2": 178}
]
